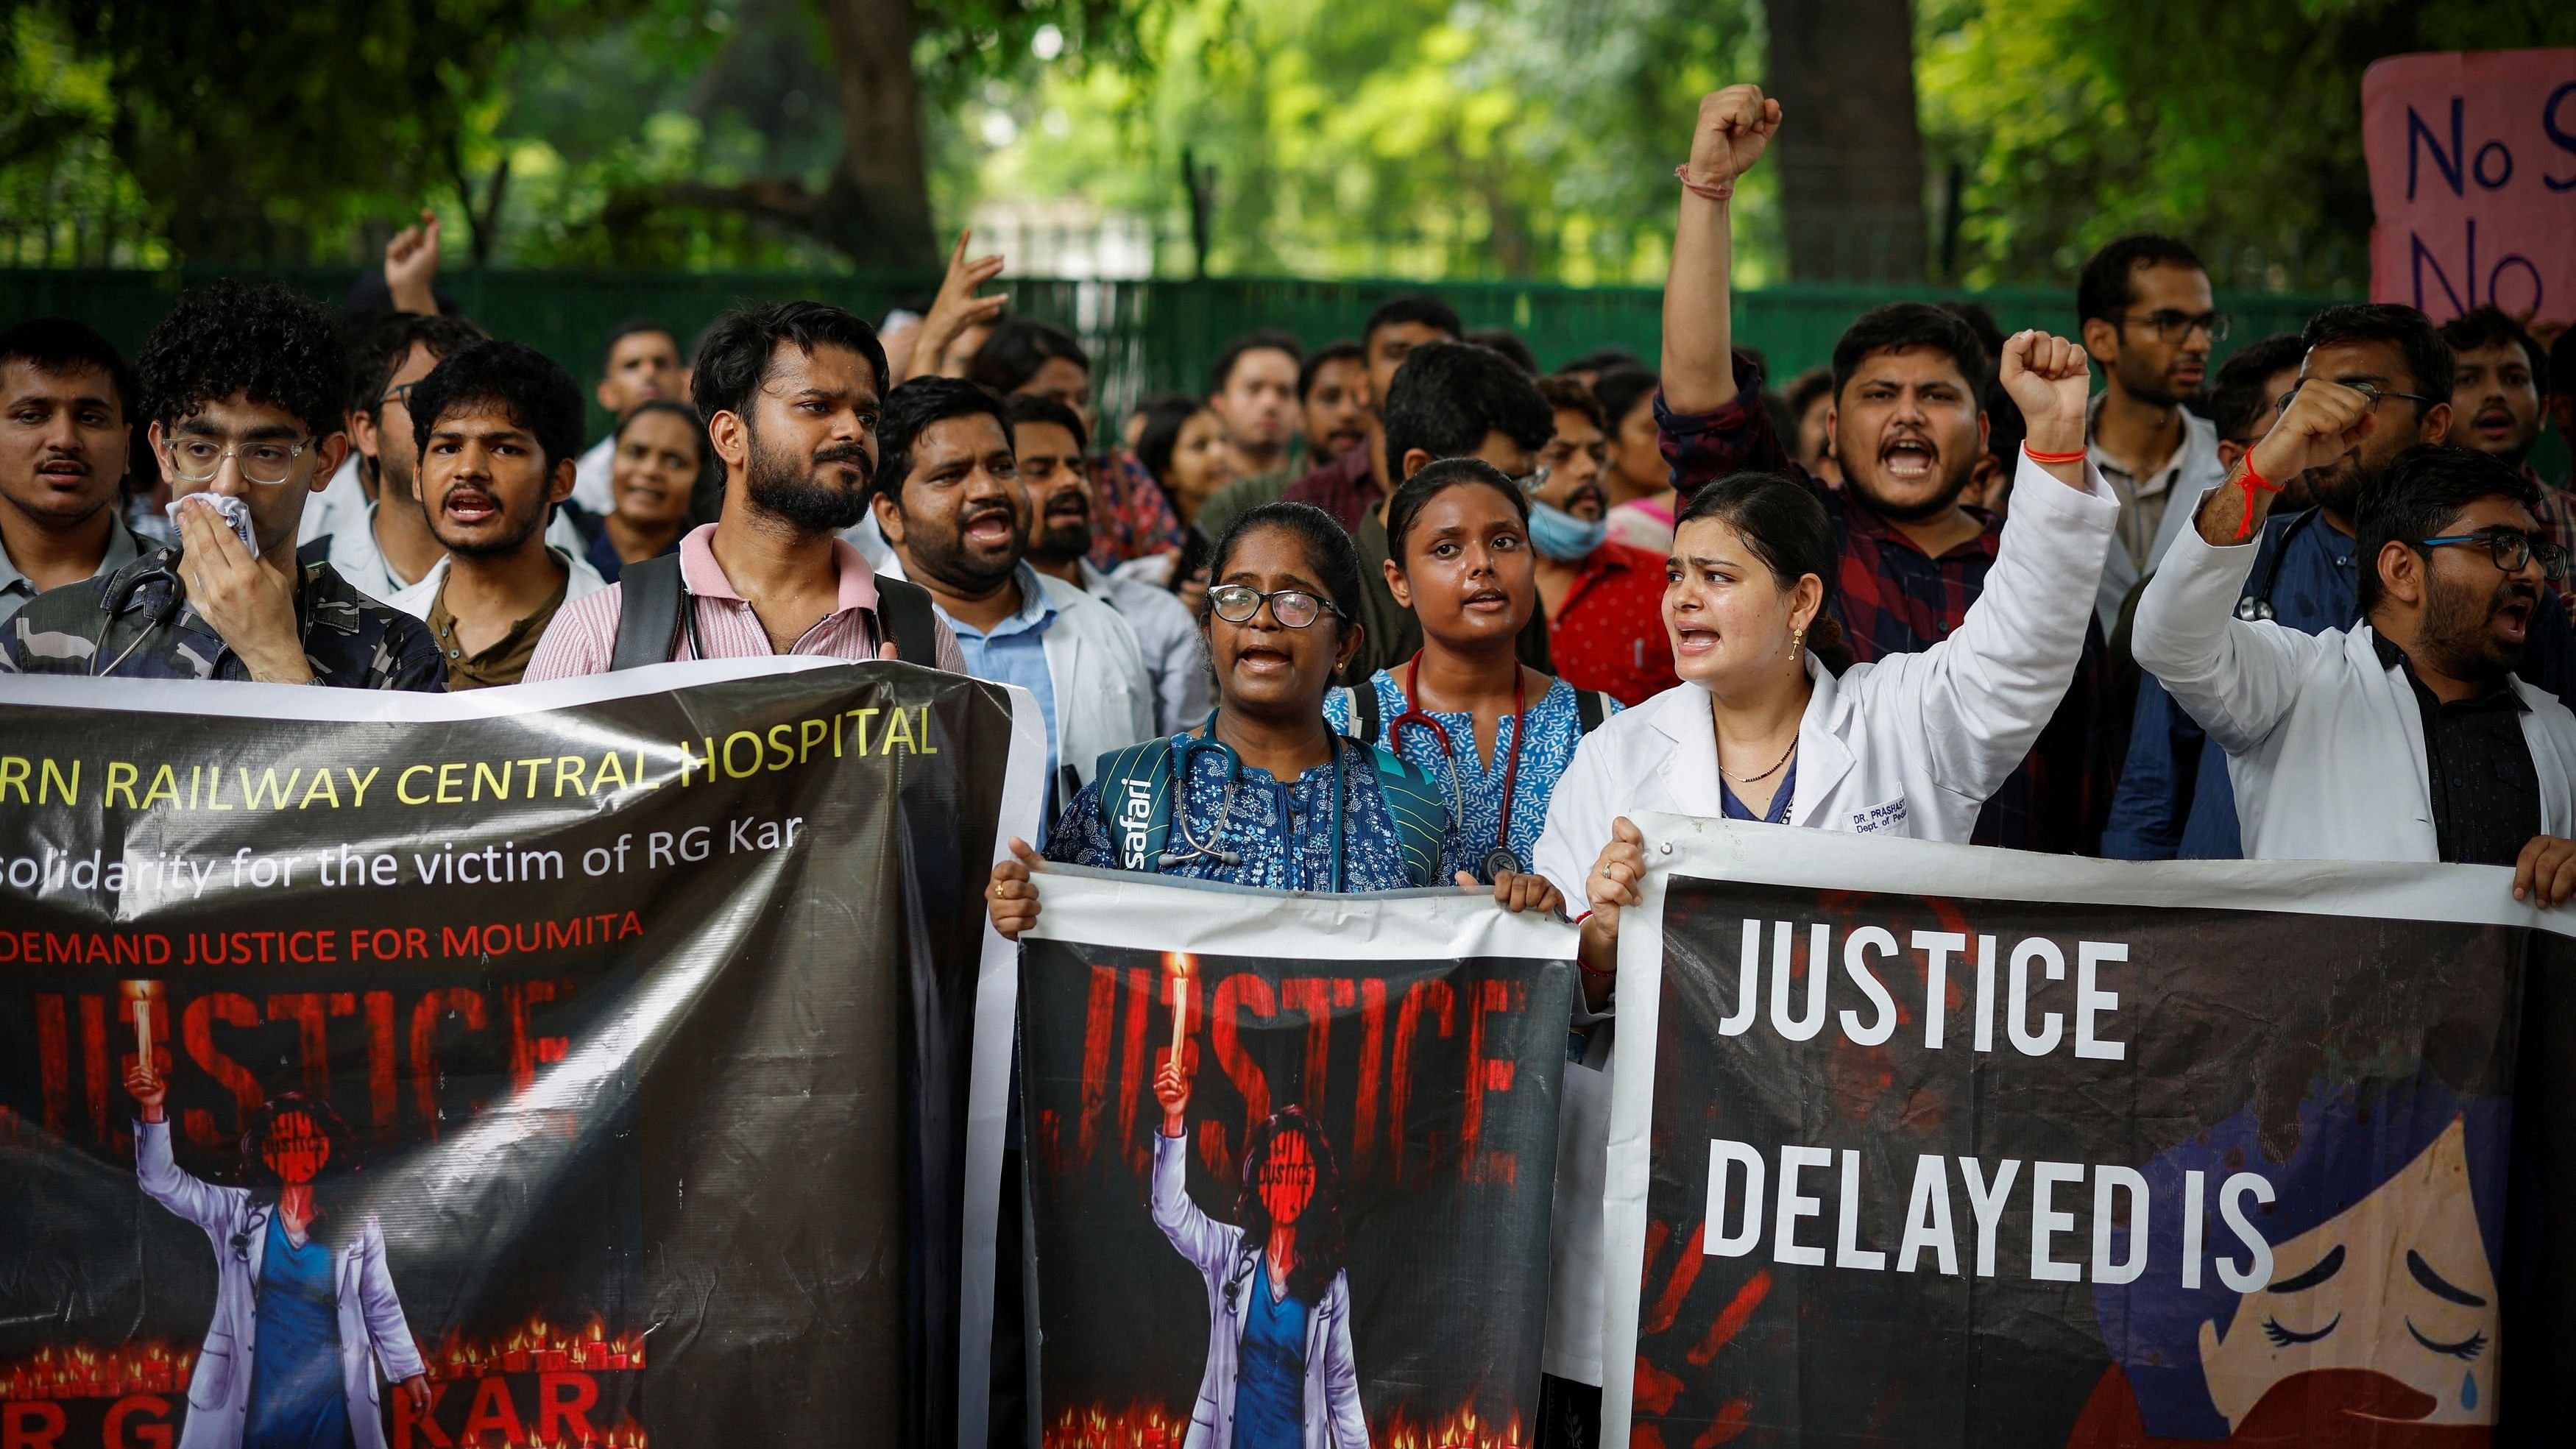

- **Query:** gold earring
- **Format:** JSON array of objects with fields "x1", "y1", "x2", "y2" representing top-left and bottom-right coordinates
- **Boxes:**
[{"x1": 1791, "y1": 626, "x2": 1805, "y2": 654}]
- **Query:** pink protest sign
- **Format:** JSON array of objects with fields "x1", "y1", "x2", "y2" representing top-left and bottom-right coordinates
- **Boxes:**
[{"x1": 2363, "y1": 48, "x2": 2576, "y2": 325}]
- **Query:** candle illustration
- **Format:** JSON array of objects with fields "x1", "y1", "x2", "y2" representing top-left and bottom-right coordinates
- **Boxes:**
[
  {"x1": 1164, "y1": 953, "x2": 1195, "y2": 1060},
  {"x1": 120, "y1": 979, "x2": 164, "y2": 1067}
]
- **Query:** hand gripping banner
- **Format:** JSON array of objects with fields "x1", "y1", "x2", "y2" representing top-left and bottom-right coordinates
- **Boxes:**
[
  {"x1": 0, "y1": 659, "x2": 1044, "y2": 1449},
  {"x1": 1600, "y1": 813, "x2": 2576, "y2": 1447},
  {"x1": 1018, "y1": 869, "x2": 1577, "y2": 1449}
]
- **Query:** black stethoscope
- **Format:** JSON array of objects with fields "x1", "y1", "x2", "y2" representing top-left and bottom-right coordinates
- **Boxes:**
[
  {"x1": 2233, "y1": 507, "x2": 2325, "y2": 623},
  {"x1": 1384, "y1": 653, "x2": 1525, "y2": 882},
  {"x1": 1156, "y1": 713, "x2": 1354, "y2": 893},
  {"x1": 91, "y1": 548, "x2": 188, "y2": 676}
]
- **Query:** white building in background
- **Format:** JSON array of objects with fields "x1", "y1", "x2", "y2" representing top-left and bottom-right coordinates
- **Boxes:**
[{"x1": 967, "y1": 196, "x2": 1155, "y2": 280}]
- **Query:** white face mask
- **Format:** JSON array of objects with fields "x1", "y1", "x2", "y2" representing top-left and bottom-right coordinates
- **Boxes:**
[{"x1": 1526, "y1": 498, "x2": 1607, "y2": 561}]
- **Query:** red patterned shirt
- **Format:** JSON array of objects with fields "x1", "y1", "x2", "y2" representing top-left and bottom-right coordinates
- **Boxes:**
[
  {"x1": 1546, "y1": 541, "x2": 1679, "y2": 706},
  {"x1": 1086, "y1": 448, "x2": 1186, "y2": 570}
]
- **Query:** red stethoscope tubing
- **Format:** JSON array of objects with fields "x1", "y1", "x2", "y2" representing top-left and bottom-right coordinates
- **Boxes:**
[{"x1": 1387, "y1": 653, "x2": 1526, "y2": 849}]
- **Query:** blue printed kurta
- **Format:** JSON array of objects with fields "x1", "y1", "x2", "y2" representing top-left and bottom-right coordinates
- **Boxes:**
[
  {"x1": 1047, "y1": 730, "x2": 1473, "y2": 891},
  {"x1": 1324, "y1": 672, "x2": 1604, "y2": 871}
]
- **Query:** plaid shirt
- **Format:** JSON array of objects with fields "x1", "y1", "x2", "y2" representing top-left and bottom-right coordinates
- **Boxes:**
[
  {"x1": 1085, "y1": 448, "x2": 1186, "y2": 570},
  {"x1": 1656, "y1": 353, "x2": 2113, "y2": 853},
  {"x1": 2524, "y1": 466, "x2": 2576, "y2": 609}
]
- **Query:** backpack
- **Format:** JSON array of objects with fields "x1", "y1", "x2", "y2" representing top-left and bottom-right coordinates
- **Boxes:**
[
  {"x1": 609, "y1": 552, "x2": 938, "y2": 669},
  {"x1": 1090, "y1": 734, "x2": 1448, "y2": 888}
]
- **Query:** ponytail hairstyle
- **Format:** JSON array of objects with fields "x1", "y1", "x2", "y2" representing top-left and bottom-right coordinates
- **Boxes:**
[{"x1": 1672, "y1": 471, "x2": 1855, "y2": 676}]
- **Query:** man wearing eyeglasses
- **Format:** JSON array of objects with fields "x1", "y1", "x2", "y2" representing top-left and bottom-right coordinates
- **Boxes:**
[
  {"x1": 2137, "y1": 417, "x2": 2576, "y2": 893},
  {"x1": 2076, "y1": 235, "x2": 2230, "y2": 632},
  {"x1": 1, "y1": 282, "x2": 445, "y2": 688}
]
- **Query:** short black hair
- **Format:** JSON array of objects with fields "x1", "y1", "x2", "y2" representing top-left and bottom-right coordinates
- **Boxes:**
[
  {"x1": 2205, "y1": 333, "x2": 2305, "y2": 444},
  {"x1": 1363, "y1": 295, "x2": 1464, "y2": 350},
  {"x1": 2438, "y1": 305, "x2": 2548, "y2": 396},
  {"x1": 1380, "y1": 341, "x2": 1554, "y2": 478},
  {"x1": 1830, "y1": 302, "x2": 1991, "y2": 405},
  {"x1": 408, "y1": 339, "x2": 587, "y2": 473},
  {"x1": 2076, "y1": 235, "x2": 2208, "y2": 325},
  {"x1": 0, "y1": 316, "x2": 137, "y2": 420},
  {"x1": 1005, "y1": 391, "x2": 1090, "y2": 456},
  {"x1": 1590, "y1": 365, "x2": 1660, "y2": 431},
  {"x1": 1386, "y1": 456, "x2": 1532, "y2": 560},
  {"x1": 601, "y1": 316, "x2": 679, "y2": 369},
  {"x1": 1465, "y1": 327, "x2": 1539, "y2": 377},
  {"x1": 347, "y1": 311, "x2": 489, "y2": 418},
  {"x1": 2355, "y1": 442, "x2": 2543, "y2": 614},
  {"x1": 877, "y1": 375, "x2": 1011, "y2": 505},
  {"x1": 967, "y1": 316, "x2": 1089, "y2": 396},
  {"x1": 1134, "y1": 394, "x2": 1209, "y2": 487},
  {"x1": 690, "y1": 300, "x2": 888, "y2": 428},
  {"x1": 2300, "y1": 303, "x2": 2453, "y2": 405},
  {"x1": 1554, "y1": 346, "x2": 1643, "y2": 378},
  {"x1": 135, "y1": 280, "x2": 349, "y2": 438},
  {"x1": 1208, "y1": 329, "x2": 1303, "y2": 395},
  {"x1": 1938, "y1": 301, "x2": 2009, "y2": 373},
  {"x1": 1204, "y1": 500, "x2": 1366, "y2": 642},
  {"x1": 1297, "y1": 341, "x2": 1367, "y2": 400},
  {"x1": 1537, "y1": 375, "x2": 1606, "y2": 432},
  {"x1": 1783, "y1": 365, "x2": 1836, "y2": 419}
]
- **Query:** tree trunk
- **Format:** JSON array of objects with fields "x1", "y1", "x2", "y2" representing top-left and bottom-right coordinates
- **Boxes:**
[
  {"x1": 816, "y1": 0, "x2": 938, "y2": 270},
  {"x1": 1761, "y1": 0, "x2": 1928, "y2": 282}
]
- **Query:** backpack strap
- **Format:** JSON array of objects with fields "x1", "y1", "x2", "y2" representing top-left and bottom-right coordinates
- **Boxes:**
[
  {"x1": 1362, "y1": 743, "x2": 1448, "y2": 888},
  {"x1": 1093, "y1": 737, "x2": 1180, "y2": 873},
  {"x1": 612, "y1": 553, "x2": 686, "y2": 670},
  {"x1": 1575, "y1": 688, "x2": 1612, "y2": 734},
  {"x1": 874, "y1": 573, "x2": 938, "y2": 665},
  {"x1": 1350, "y1": 682, "x2": 1381, "y2": 744}
]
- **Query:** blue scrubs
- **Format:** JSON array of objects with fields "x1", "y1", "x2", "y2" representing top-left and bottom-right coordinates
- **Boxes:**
[
  {"x1": 244, "y1": 1212, "x2": 350, "y2": 1449},
  {"x1": 1231, "y1": 1266, "x2": 1309, "y2": 1449},
  {"x1": 1720, "y1": 760, "x2": 1797, "y2": 824}
]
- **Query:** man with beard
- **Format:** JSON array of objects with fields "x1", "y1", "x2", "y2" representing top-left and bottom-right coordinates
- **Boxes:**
[
  {"x1": 383, "y1": 341, "x2": 604, "y2": 689},
  {"x1": 0, "y1": 318, "x2": 146, "y2": 626},
  {"x1": 1285, "y1": 297, "x2": 1465, "y2": 533},
  {"x1": 2439, "y1": 306, "x2": 2575, "y2": 614},
  {"x1": 873, "y1": 376, "x2": 1151, "y2": 798},
  {"x1": 2138, "y1": 434, "x2": 2576, "y2": 891},
  {"x1": 2076, "y1": 235, "x2": 2229, "y2": 631},
  {"x1": 1656, "y1": 85, "x2": 2109, "y2": 852},
  {"x1": 1528, "y1": 377, "x2": 1674, "y2": 705},
  {"x1": 322, "y1": 313, "x2": 496, "y2": 603},
  {"x1": 1008, "y1": 394, "x2": 1206, "y2": 732},
  {"x1": 527, "y1": 301, "x2": 966, "y2": 677}
]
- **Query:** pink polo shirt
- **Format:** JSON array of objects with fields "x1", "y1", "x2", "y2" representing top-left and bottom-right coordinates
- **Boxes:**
[{"x1": 525, "y1": 523, "x2": 966, "y2": 680}]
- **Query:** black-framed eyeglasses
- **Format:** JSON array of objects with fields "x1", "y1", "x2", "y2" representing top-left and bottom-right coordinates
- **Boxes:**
[
  {"x1": 380, "y1": 382, "x2": 417, "y2": 411},
  {"x1": 2274, "y1": 379, "x2": 2441, "y2": 418},
  {"x1": 1207, "y1": 584, "x2": 1346, "y2": 628},
  {"x1": 2418, "y1": 529, "x2": 2569, "y2": 581},
  {"x1": 2123, "y1": 309, "x2": 2229, "y2": 343}
]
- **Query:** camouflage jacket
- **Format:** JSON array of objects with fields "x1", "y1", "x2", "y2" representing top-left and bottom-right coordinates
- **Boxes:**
[{"x1": 1, "y1": 547, "x2": 447, "y2": 690}]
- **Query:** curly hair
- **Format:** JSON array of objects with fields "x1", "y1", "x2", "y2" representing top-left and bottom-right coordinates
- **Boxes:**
[
  {"x1": 408, "y1": 339, "x2": 588, "y2": 474},
  {"x1": 135, "y1": 280, "x2": 348, "y2": 438},
  {"x1": 1232, "y1": 1104, "x2": 1348, "y2": 1303}
]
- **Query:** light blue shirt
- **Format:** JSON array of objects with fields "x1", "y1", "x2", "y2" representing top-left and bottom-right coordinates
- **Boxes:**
[{"x1": 938, "y1": 560, "x2": 1063, "y2": 781}]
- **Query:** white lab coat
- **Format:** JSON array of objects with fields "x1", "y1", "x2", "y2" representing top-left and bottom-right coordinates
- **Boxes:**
[
  {"x1": 1150, "y1": 1132, "x2": 1367, "y2": 1449},
  {"x1": 2131, "y1": 522, "x2": 2576, "y2": 860},
  {"x1": 135, "y1": 1120, "x2": 424, "y2": 1449},
  {"x1": 382, "y1": 546, "x2": 607, "y2": 624},
  {"x1": 1526, "y1": 450, "x2": 2117, "y2": 1385}
]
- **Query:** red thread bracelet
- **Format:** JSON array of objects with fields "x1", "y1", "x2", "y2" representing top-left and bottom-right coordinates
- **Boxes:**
[
  {"x1": 1578, "y1": 957, "x2": 1617, "y2": 980},
  {"x1": 1674, "y1": 165, "x2": 1734, "y2": 203},
  {"x1": 2232, "y1": 458, "x2": 2284, "y2": 539},
  {"x1": 2023, "y1": 444, "x2": 2087, "y2": 466}
]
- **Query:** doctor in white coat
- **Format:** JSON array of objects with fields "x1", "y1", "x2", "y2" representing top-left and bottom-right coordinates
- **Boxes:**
[
  {"x1": 124, "y1": 1063, "x2": 428, "y2": 1449},
  {"x1": 2131, "y1": 385, "x2": 2576, "y2": 899}
]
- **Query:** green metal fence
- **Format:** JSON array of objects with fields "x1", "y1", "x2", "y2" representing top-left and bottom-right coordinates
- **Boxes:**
[{"x1": 1, "y1": 268, "x2": 2346, "y2": 437}]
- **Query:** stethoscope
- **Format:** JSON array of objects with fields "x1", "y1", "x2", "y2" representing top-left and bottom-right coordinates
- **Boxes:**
[
  {"x1": 2233, "y1": 507, "x2": 2325, "y2": 623},
  {"x1": 91, "y1": 548, "x2": 188, "y2": 677},
  {"x1": 1156, "y1": 713, "x2": 1353, "y2": 893},
  {"x1": 1384, "y1": 654, "x2": 1524, "y2": 882}
]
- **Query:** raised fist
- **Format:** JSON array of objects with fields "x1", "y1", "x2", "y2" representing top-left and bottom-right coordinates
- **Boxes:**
[
  {"x1": 1998, "y1": 330, "x2": 2092, "y2": 457},
  {"x1": 1685, "y1": 85, "x2": 1782, "y2": 194},
  {"x1": 2249, "y1": 378, "x2": 2376, "y2": 483}
]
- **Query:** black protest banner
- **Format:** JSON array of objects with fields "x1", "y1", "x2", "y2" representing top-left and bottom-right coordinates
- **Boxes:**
[
  {"x1": 1019, "y1": 871, "x2": 1574, "y2": 1449},
  {"x1": 1602, "y1": 814, "x2": 2576, "y2": 1448},
  {"x1": 0, "y1": 659, "x2": 1040, "y2": 1449}
]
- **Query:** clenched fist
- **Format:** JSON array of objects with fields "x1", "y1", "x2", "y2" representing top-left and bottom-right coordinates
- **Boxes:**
[
  {"x1": 2248, "y1": 378, "x2": 2377, "y2": 483},
  {"x1": 1685, "y1": 85, "x2": 1782, "y2": 195},
  {"x1": 1998, "y1": 330, "x2": 2092, "y2": 460}
]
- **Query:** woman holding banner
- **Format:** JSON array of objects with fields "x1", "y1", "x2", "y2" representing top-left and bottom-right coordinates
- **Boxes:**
[
  {"x1": 984, "y1": 500, "x2": 1563, "y2": 935},
  {"x1": 1323, "y1": 459, "x2": 1618, "y2": 884}
]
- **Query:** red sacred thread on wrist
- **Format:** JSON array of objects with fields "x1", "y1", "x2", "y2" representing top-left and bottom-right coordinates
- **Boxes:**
[
  {"x1": 1674, "y1": 165, "x2": 1734, "y2": 202},
  {"x1": 2233, "y1": 458, "x2": 2285, "y2": 540},
  {"x1": 1578, "y1": 955, "x2": 1617, "y2": 980},
  {"x1": 2022, "y1": 444, "x2": 2087, "y2": 466}
]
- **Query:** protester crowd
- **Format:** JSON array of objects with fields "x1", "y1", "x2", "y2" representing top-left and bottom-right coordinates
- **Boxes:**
[{"x1": 7, "y1": 84, "x2": 2576, "y2": 1445}]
